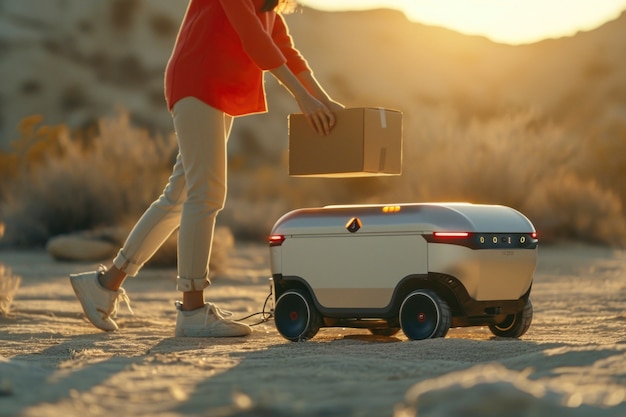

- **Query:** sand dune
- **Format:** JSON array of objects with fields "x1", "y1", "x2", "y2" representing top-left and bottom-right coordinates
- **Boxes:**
[{"x1": 1, "y1": 243, "x2": 625, "y2": 417}]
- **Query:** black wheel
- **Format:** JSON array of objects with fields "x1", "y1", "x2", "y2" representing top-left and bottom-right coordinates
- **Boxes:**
[
  {"x1": 369, "y1": 327, "x2": 401, "y2": 337},
  {"x1": 399, "y1": 289, "x2": 450, "y2": 340},
  {"x1": 274, "y1": 289, "x2": 321, "y2": 342},
  {"x1": 489, "y1": 299, "x2": 533, "y2": 338}
]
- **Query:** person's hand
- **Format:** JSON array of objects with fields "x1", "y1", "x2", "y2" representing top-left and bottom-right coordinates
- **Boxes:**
[
  {"x1": 268, "y1": 65, "x2": 343, "y2": 136},
  {"x1": 297, "y1": 94, "x2": 336, "y2": 136}
]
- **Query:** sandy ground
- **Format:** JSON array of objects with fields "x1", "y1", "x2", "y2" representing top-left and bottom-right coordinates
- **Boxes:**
[{"x1": 1, "y1": 242, "x2": 625, "y2": 417}]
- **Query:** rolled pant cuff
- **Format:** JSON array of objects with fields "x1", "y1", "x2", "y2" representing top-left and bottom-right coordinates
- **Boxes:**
[
  {"x1": 176, "y1": 276, "x2": 211, "y2": 292},
  {"x1": 112, "y1": 251, "x2": 143, "y2": 277}
]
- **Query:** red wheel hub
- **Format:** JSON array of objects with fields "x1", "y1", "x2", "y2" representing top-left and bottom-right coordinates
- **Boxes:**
[
  {"x1": 290, "y1": 311, "x2": 299, "y2": 321},
  {"x1": 417, "y1": 312, "x2": 426, "y2": 322}
]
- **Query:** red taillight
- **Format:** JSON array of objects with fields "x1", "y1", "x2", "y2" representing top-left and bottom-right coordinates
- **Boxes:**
[
  {"x1": 531, "y1": 232, "x2": 538, "y2": 239},
  {"x1": 433, "y1": 232, "x2": 470, "y2": 238},
  {"x1": 269, "y1": 234, "x2": 285, "y2": 246}
]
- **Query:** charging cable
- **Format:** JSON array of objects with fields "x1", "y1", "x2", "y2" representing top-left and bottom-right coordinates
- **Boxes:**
[{"x1": 235, "y1": 290, "x2": 274, "y2": 326}]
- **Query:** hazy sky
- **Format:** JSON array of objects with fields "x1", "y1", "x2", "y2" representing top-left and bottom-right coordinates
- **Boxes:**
[{"x1": 298, "y1": 0, "x2": 626, "y2": 44}]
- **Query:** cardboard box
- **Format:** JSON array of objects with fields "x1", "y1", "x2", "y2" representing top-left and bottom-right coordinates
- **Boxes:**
[{"x1": 288, "y1": 107, "x2": 402, "y2": 177}]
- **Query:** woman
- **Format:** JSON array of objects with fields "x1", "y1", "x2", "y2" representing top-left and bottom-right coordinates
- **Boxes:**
[{"x1": 70, "y1": 0, "x2": 343, "y2": 337}]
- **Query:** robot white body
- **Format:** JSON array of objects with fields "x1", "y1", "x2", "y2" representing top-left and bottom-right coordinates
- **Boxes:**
[{"x1": 269, "y1": 203, "x2": 538, "y2": 341}]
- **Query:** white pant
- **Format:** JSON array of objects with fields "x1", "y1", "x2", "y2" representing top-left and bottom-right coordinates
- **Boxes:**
[{"x1": 112, "y1": 97, "x2": 233, "y2": 292}]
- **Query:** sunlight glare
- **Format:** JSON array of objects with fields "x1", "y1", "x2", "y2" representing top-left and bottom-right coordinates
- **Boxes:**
[{"x1": 298, "y1": 0, "x2": 626, "y2": 44}]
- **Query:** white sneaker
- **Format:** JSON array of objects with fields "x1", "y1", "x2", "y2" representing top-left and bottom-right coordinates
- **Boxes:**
[
  {"x1": 175, "y1": 302, "x2": 251, "y2": 337},
  {"x1": 69, "y1": 266, "x2": 133, "y2": 332}
]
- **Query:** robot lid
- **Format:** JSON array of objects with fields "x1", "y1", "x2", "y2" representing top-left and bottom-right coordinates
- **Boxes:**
[{"x1": 270, "y1": 202, "x2": 536, "y2": 237}]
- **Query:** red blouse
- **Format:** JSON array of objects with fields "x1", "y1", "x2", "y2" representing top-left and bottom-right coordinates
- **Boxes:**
[{"x1": 165, "y1": 0, "x2": 311, "y2": 116}]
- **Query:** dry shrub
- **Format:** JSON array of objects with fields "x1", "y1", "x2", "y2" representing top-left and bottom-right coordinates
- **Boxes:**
[
  {"x1": 218, "y1": 107, "x2": 626, "y2": 246},
  {"x1": 379, "y1": 109, "x2": 570, "y2": 202},
  {"x1": 524, "y1": 172, "x2": 626, "y2": 245},
  {"x1": 223, "y1": 160, "x2": 386, "y2": 240},
  {"x1": 0, "y1": 111, "x2": 176, "y2": 247},
  {"x1": 0, "y1": 115, "x2": 66, "y2": 187},
  {"x1": 222, "y1": 165, "x2": 308, "y2": 240},
  {"x1": 0, "y1": 226, "x2": 18, "y2": 316},
  {"x1": 0, "y1": 265, "x2": 21, "y2": 317},
  {"x1": 1, "y1": 104, "x2": 625, "y2": 248},
  {"x1": 146, "y1": 226, "x2": 234, "y2": 276},
  {"x1": 575, "y1": 116, "x2": 626, "y2": 208},
  {"x1": 350, "y1": 108, "x2": 625, "y2": 246}
]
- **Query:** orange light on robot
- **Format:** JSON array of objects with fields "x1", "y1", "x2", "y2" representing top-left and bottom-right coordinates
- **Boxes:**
[{"x1": 382, "y1": 205, "x2": 401, "y2": 213}]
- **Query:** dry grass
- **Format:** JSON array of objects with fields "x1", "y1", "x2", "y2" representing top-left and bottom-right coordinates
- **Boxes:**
[
  {"x1": 0, "y1": 111, "x2": 176, "y2": 248},
  {"x1": 1, "y1": 103, "x2": 626, "y2": 248},
  {"x1": 375, "y1": 108, "x2": 626, "y2": 245},
  {"x1": 0, "y1": 223, "x2": 14, "y2": 316},
  {"x1": 225, "y1": 106, "x2": 626, "y2": 246},
  {"x1": 0, "y1": 265, "x2": 21, "y2": 317}
]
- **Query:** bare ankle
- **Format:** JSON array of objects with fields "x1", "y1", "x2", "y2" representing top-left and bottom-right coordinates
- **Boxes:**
[
  {"x1": 98, "y1": 266, "x2": 127, "y2": 291},
  {"x1": 182, "y1": 291, "x2": 205, "y2": 311}
]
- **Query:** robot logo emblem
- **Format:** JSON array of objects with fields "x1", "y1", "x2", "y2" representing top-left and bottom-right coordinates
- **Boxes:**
[{"x1": 346, "y1": 217, "x2": 362, "y2": 233}]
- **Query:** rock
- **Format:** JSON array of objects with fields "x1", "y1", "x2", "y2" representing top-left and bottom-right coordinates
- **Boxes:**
[
  {"x1": 45, "y1": 227, "x2": 125, "y2": 261},
  {"x1": 47, "y1": 236, "x2": 117, "y2": 262},
  {"x1": 45, "y1": 225, "x2": 234, "y2": 275}
]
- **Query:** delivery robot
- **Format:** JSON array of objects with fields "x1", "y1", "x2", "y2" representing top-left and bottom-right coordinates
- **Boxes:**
[{"x1": 268, "y1": 203, "x2": 538, "y2": 342}]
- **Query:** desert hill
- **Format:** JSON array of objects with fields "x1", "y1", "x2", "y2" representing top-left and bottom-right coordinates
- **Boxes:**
[
  {"x1": 284, "y1": 7, "x2": 626, "y2": 127},
  {"x1": 0, "y1": 3, "x2": 624, "y2": 155}
]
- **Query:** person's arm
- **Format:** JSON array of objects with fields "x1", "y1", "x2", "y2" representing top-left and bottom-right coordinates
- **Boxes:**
[
  {"x1": 219, "y1": 0, "x2": 286, "y2": 70},
  {"x1": 220, "y1": 2, "x2": 343, "y2": 134},
  {"x1": 270, "y1": 15, "x2": 344, "y2": 135},
  {"x1": 296, "y1": 70, "x2": 345, "y2": 112},
  {"x1": 270, "y1": 65, "x2": 340, "y2": 136}
]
